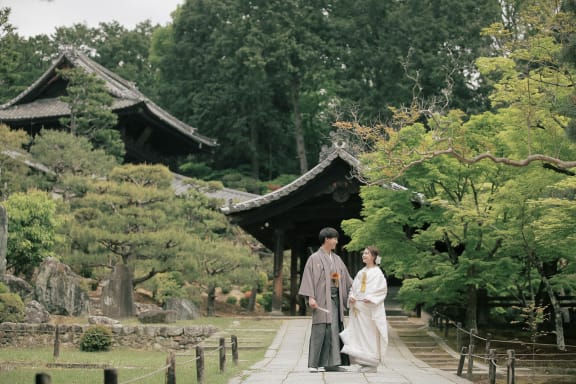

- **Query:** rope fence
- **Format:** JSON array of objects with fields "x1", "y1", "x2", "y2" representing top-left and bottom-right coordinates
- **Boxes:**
[
  {"x1": 32, "y1": 335, "x2": 239, "y2": 384},
  {"x1": 431, "y1": 311, "x2": 576, "y2": 384}
]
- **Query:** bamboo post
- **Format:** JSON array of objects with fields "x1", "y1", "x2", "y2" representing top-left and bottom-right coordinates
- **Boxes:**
[
  {"x1": 165, "y1": 351, "x2": 176, "y2": 384},
  {"x1": 467, "y1": 328, "x2": 476, "y2": 380},
  {"x1": 219, "y1": 337, "x2": 226, "y2": 373},
  {"x1": 196, "y1": 345, "x2": 205, "y2": 384},
  {"x1": 488, "y1": 349, "x2": 496, "y2": 384},
  {"x1": 35, "y1": 373, "x2": 51, "y2": 384},
  {"x1": 53, "y1": 325, "x2": 60, "y2": 359},
  {"x1": 507, "y1": 349, "x2": 515, "y2": 384},
  {"x1": 457, "y1": 346, "x2": 467, "y2": 377},
  {"x1": 104, "y1": 368, "x2": 118, "y2": 384},
  {"x1": 231, "y1": 335, "x2": 238, "y2": 366}
]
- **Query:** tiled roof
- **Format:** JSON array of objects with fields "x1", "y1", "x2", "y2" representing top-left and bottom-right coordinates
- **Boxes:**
[
  {"x1": 0, "y1": 98, "x2": 138, "y2": 120},
  {"x1": 0, "y1": 49, "x2": 217, "y2": 147},
  {"x1": 171, "y1": 172, "x2": 259, "y2": 203},
  {"x1": 221, "y1": 148, "x2": 362, "y2": 214}
]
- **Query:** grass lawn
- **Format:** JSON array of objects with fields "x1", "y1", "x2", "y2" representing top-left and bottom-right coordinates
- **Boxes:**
[{"x1": 0, "y1": 317, "x2": 283, "y2": 384}]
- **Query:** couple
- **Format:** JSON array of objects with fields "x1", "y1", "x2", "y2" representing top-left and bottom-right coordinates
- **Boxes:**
[{"x1": 298, "y1": 227, "x2": 389, "y2": 373}]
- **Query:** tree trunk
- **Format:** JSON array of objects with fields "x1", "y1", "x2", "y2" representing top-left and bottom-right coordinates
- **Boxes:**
[
  {"x1": 250, "y1": 124, "x2": 259, "y2": 179},
  {"x1": 207, "y1": 284, "x2": 216, "y2": 317},
  {"x1": 247, "y1": 285, "x2": 258, "y2": 312},
  {"x1": 535, "y1": 262, "x2": 566, "y2": 351},
  {"x1": 0, "y1": 205, "x2": 7, "y2": 276},
  {"x1": 291, "y1": 79, "x2": 308, "y2": 174},
  {"x1": 465, "y1": 265, "x2": 478, "y2": 330},
  {"x1": 466, "y1": 283, "x2": 478, "y2": 331}
]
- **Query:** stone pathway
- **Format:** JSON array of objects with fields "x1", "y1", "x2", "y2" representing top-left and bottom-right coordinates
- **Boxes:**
[{"x1": 228, "y1": 317, "x2": 473, "y2": 384}]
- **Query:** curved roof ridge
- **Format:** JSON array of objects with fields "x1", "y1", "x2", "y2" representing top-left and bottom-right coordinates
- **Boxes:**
[{"x1": 221, "y1": 148, "x2": 361, "y2": 214}]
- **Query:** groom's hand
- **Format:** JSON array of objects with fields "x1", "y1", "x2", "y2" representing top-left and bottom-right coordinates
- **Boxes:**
[{"x1": 309, "y1": 297, "x2": 318, "y2": 309}]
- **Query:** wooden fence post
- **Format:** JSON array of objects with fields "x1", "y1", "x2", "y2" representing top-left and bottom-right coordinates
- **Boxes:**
[
  {"x1": 53, "y1": 325, "x2": 60, "y2": 359},
  {"x1": 456, "y1": 322, "x2": 462, "y2": 352},
  {"x1": 457, "y1": 346, "x2": 467, "y2": 377},
  {"x1": 35, "y1": 373, "x2": 51, "y2": 384},
  {"x1": 467, "y1": 328, "x2": 476, "y2": 380},
  {"x1": 196, "y1": 345, "x2": 205, "y2": 384},
  {"x1": 231, "y1": 335, "x2": 238, "y2": 366},
  {"x1": 219, "y1": 337, "x2": 226, "y2": 373},
  {"x1": 104, "y1": 368, "x2": 118, "y2": 384},
  {"x1": 485, "y1": 333, "x2": 492, "y2": 358},
  {"x1": 444, "y1": 317, "x2": 449, "y2": 338},
  {"x1": 488, "y1": 349, "x2": 496, "y2": 384},
  {"x1": 507, "y1": 349, "x2": 515, "y2": 384},
  {"x1": 165, "y1": 351, "x2": 176, "y2": 384}
]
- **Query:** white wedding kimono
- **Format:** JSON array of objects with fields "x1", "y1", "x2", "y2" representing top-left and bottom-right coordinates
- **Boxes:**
[{"x1": 340, "y1": 266, "x2": 388, "y2": 367}]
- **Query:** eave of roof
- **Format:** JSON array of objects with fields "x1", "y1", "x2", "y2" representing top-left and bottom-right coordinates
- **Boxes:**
[
  {"x1": 0, "y1": 49, "x2": 217, "y2": 147},
  {"x1": 221, "y1": 148, "x2": 362, "y2": 215}
]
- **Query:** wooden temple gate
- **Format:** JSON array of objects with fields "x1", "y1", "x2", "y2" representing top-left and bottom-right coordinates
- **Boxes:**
[{"x1": 222, "y1": 148, "x2": 366, "y2": 315}]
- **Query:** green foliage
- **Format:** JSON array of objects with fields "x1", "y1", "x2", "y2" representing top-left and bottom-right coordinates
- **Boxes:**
[
  {"x1": 342, "y1": 0, "x2": 576, "y2": 338},
  {"x1": 257, "y1": 292, "x2": 273, "y2": 312},
  {"x1": 30, "y1": 129, "x2": 118, "y2": 180},
  {"x1": 0, "y1": 282, "x2": 8, "y2": 294},
  {"x1": 4, "y1": 190, "x2": 59, "y2": 278},
  {"x1": 0, "y1": 124, "x2": 43, "y2": 199},
  {"x1": 148, "y1": 273, "x2": 186, "y2": 305},
  {"x1": 79, "y1": 325, "x2": 113, "y2": 352},
  {"x1": 0, "y1": 293, "x2": 25, "y2": 323},
  {"x1": 226, "y1": 296, "x2": 238, "y2": 305},
  {"x1": 57, "y1": 67, "x2": 124, "y2": 162}
]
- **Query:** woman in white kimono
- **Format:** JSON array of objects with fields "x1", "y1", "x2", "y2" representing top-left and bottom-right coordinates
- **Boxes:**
[{"x1": 340, "y1": 246, "x2": 388, "y2": 372}]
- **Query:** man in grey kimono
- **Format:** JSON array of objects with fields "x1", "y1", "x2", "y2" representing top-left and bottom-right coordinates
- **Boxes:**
[{"x1": 298, "y1": 227, "x2": 353, "y2": 372}]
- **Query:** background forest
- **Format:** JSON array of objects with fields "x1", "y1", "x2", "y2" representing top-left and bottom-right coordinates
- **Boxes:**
[{"x1": 1, "y1": 0, "x2": 576, "y2": 351}]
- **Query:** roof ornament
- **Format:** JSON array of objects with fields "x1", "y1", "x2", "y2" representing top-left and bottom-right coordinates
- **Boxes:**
[{"x1": 318, "y1": 128, "x2": 360, "y2": 162}]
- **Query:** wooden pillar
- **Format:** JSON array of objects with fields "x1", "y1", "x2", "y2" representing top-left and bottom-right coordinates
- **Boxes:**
[
  {"x1": 298, "y1": 250, "x2": 307, "y2": 316},
  {"x1": 271, "y1": 228, "x2": 285, "y2": 314},
  {"x1": 289, "y1": 240, "x2": 300, "y2": 316}
]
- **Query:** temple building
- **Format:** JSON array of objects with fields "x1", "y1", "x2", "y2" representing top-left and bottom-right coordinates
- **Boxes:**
[{"x1": 0, "y1": 49, "x2": 217, "y2": 166}]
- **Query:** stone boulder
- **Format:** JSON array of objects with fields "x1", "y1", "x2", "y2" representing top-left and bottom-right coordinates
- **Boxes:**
[
  {"x1": 34, "y1": 257, "x2": 89, "y2": 316},
  {"x1": 101, "y1": 264, "x2": 135, "y2": 318},
  {"x1": 138, "y1": 309, "x2": 177, "y2": 324},
  {"x1": 164, "y1": 297, "x2": 200, "y2": 320},
  {"x1": 25, "y1": 300, "x2": 50, "y2": 323},
  {"x1": 88, "y1": 315, "x2": 120, "y2": 325},
  {"x1": 2, "y1": 274, "x2": 33, "y2": 299}
]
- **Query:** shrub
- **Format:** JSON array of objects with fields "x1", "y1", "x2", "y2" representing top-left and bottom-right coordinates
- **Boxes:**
[
  {"x1": 80, "y1": 325, "x2": 112, "y2": 352},
  {"x1": 226, "y1": 296, "x2": 238, "y2": 305},
  {"x1": 239, "y1": 297, "x2": 250, "y2": 309},
  {"x1": 0, "y1": 293, "x2": 25, "y2": 322},
  {"x1": 0, "y1": 282, "x2": 9, "y2": 294},
  {"x1": 257, "y1": 293, "x2": 273, "y2": 312}
]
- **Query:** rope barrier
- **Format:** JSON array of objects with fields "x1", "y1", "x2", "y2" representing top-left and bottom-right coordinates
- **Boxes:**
[{"x1": 119, "y1": 363, "x2": 171, "y2": 384}]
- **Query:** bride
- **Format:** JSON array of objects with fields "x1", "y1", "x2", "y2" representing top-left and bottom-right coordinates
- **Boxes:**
[{"x1": 340, "y1": 246, "x2": 388, "y2": 372}]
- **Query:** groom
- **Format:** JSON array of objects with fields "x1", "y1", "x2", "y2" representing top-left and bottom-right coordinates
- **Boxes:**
[{"x1": 298, "y1": 227, "x2": 353, "y2": 372}]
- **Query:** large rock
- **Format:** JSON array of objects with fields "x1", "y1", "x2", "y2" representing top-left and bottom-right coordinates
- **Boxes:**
[
  {"x1": 101, "y1": 264, "x2": 135, "y2": 318},
  {"x1": 2, "y1": 274, "x2": 33, "y2": 299},
  {"x1": 0, "y1": 205, "x2": 6, "y2": 277},
  {"x1": 34, "y1": 257, "x2": 89, "y2": 316},
  {"x1": 25, "y1": 300, "x2": 50, "y2": 323},
  {"x1": 138, "y1": 309, "x2": 177, "y2": 324},
  {"x1": 165, "y1": 297, "x2": 200, "y2": 320}
]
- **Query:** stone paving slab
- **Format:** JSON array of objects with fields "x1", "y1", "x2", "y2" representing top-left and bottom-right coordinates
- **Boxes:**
[{"x1": 229, "y1": 318, "x2": 473, "y2": 384}]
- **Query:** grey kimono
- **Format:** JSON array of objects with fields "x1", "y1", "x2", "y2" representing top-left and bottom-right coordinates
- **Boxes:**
[{"x1": 299, "y1": 248, "x2": 353, "y2": 368}]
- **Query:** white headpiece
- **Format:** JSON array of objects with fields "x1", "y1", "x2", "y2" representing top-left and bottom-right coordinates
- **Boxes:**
[{"x1": 375, "y1": 256, "x2": 381, "y2": 265}]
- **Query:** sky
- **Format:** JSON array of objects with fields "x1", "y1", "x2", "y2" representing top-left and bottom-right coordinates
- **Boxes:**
[{"x1": 2, "y1": 0, "x2": 184, "y2": 37}]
